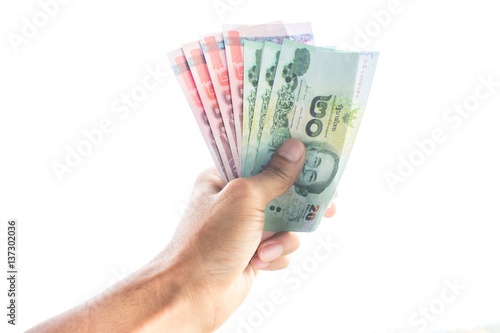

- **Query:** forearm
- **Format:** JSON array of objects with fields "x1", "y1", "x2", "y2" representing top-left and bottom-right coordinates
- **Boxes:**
[
  {"x1": 27, "y1": 142, "x2": 308, "y2": 332},
  {"x1": 27, "y1": 257, "x2": 204, "y2": 333}
]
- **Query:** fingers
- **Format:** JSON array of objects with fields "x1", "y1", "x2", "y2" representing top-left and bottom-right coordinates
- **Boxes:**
[
  {"x1": 251, "y1": 256, "x2": 290, "y2": 271},
  {"x1": 258, "y1": 232, "x2": 300, "y2": 261},
  {"x1": 260, "y1": 231, "x2": 275, "y2": 242},
  {"x1": 324, "y1": 201, "x2": 337, "y2": 218},
  {"x1": 247, "y1": 139, "x2": 306, "y2": 204},
  {"x1": 251, "y1": 232, "x2": 300, "y2": 271},
  {"x1": 192, "y1": 167, "x2": 228, "y2": 196}
]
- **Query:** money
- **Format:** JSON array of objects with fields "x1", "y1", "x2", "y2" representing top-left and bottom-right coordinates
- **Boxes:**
[
  {"x1": 241, "y1": 40, "x2": 263, "y2": 171},
  {"x1": 200, "y1": 33, "x2": 241, "y2": 175},
  {"x1": 252, "y1": 40, "x2": 378, "y2": 232},
  {"x1": 182, "y1": 41, "x2": 239, "y2": 180},
  {"x1": 242, "y1": 41, "x2": 281, "y2": 177},
  {"x1": 223, "y1": 22, "x2": 314, "y2": 160},
  {"x1": 169, "y1": 23, "x2": 379, "y2": 232},
  {"x1": 167, "y1": 48, "x2": 228, "y2": 181},
  {"x1": 332, "y1": 51, "x2": 379, "y2": 186}
]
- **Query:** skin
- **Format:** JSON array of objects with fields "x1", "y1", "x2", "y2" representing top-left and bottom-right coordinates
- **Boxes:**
[{"x1": 27, "y1": 139, "x2": 336, "y2": 333}]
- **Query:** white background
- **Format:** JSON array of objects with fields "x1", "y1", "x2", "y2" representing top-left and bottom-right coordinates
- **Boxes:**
[{"x1": 1, "y1": 0, "x2": 499, "y2": 332}]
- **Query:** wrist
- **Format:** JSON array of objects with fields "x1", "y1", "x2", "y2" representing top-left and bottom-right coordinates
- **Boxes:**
[
  {"x1": 81, "y1": 255, "x2": 209, "y2": 332},
  {"x1": 148, "y1": 250, "x2": 214, "y2": 332}
]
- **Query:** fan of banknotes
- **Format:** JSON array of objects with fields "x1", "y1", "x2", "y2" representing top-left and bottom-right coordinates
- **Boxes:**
[{"x1": 167, "y1": 22, "x2": 379, "y2": 232}]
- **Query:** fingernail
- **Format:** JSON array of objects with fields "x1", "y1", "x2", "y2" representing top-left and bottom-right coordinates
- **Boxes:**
[
  {"x1": 277, "y1": 139, "x2": 304, "y2": 162},
  {"x1": 251, "y1": 257, "x2": 269, "y2": 269},
  {"x1": 260, "y1": 244, "x2": 283, "y2": 262}
]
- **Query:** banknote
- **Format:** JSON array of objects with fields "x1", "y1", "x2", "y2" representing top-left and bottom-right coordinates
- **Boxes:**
[
  {"x1": 252, "y1": 40, "x2": 371, "y2": 232},
  {"x1": 223, "y1": 22, "x2": 314, "y2": 160},
  {"x1": 242, "y1": 41, "x2": 281, "y2": 177},
  {"x1": 169, "y1": 24, "x2": 379, "y2": 232},
  {"x1": 199, "y1": 33, "x2": 241, "y2": 175},
  {"x1": 167, "y1": 48, "x2": 228, "y2": 181},
  {"x1": 332, "y1": 51, "x2": 379, "y2": 187},
  {"x1": 182, "y1": 41, "x2": 239, "y2": 180},
  {"x1": 242, "y1": 43, "x2": 335, "y2": 178},
  {"x1": 241, "y1": 40, "x2": 263, "y2": 170}
]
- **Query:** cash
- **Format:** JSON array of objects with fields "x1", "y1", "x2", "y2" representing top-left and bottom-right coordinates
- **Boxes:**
[
  {"x1": 241, "y1": 40, "x2": 263, "y2": 173},
  {"x1": 243, "y1": 41, "x2": 282, "y2": 177},
  {"x1": 168, "y1": 23, "x2": 378, "y2": 232},
  {"x1": 199, "y1": 33, "x2": 240, "y2": 174},
  {"x1": 223, "y1": 22, "x2": 314, "y2": 160},
  {"x1": 182, "y1": 41, "x2": 239, "y2": 180},
  {"x1": 167, "y1": 49, "x2": 228, "y2": 180}
]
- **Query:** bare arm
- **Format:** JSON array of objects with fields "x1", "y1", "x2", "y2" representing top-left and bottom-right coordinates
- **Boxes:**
[{"x1": 28, "y1": 139, "x2": 334, "y2": 332}]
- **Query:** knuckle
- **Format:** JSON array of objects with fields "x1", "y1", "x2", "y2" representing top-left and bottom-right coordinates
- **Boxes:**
[
  {"x1": 223, "y1": 178, "x2": 257, "y2": 199},
  {"x1": 195, "y1": 167, "x2": 217, "y2": 184}
]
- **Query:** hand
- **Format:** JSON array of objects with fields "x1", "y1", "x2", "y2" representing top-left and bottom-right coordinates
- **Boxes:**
[
  {"x1": 166, "y1": 138, "x2": 309, "y2": 331},
  {"x1": 27, "y1": 138, "x2": 337, "y2": 333}
]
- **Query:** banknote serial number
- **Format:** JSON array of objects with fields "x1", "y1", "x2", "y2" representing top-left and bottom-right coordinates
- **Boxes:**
[{"x1": 355, "y1": 58, "x2": 369, "y2": 98}]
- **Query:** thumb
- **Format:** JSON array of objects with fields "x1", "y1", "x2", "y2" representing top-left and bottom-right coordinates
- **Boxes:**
[{"x1": 248, "y1": 139, "x2": 306, "y2": 204}]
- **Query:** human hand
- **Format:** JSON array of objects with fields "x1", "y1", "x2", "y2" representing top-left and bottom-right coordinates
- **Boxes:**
[
  {"x1": 27, "y1": 138, "x2": 337, "y2": 333},
  {"x1": 164, "y1": 138, "x2": 312, "y2": 331}
]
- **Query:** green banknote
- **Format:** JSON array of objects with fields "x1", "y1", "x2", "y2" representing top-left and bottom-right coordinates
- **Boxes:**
[
  {"x1": 252, "y1": 39, "x2": 377, "y2": 232},
  {"x1": 242, "y1": 41, "x2": 281, "y2": 177},
  {"x1": 169, "y1": 24, "x2": 379, "y2": 232},
  {"x1": 332, "y1": 51, "x2": 379, "y2": 188},
  {"x1": 241, "y1": 40, "x2": 263, "y2": 170}
]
